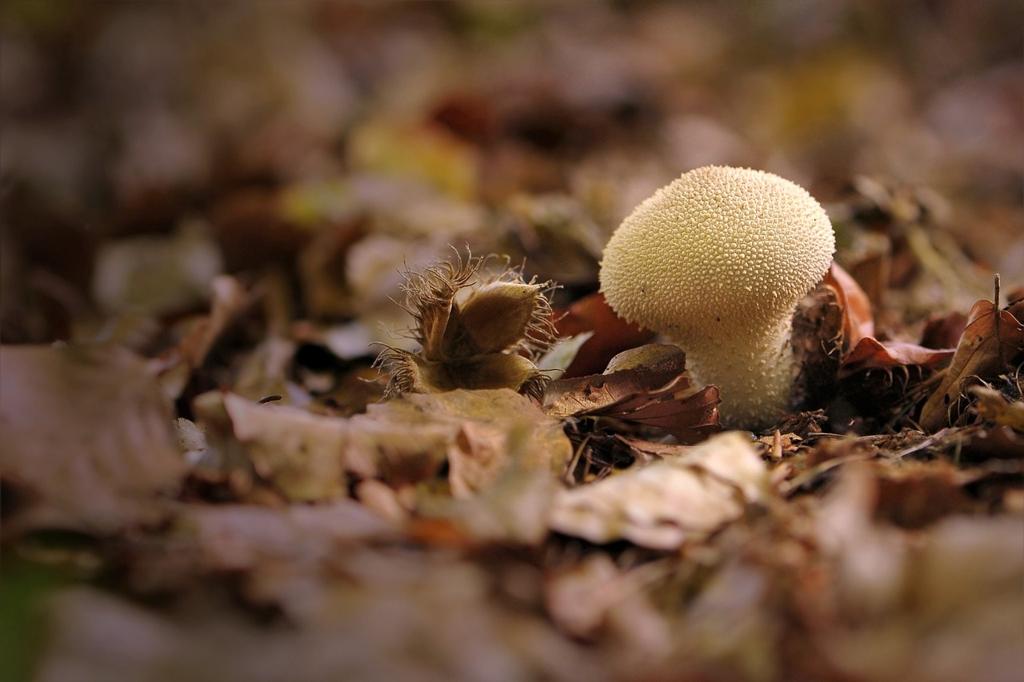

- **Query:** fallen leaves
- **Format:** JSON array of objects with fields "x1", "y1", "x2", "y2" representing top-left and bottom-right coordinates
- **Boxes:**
[
  {"x1": 219, "y1": 393, "x2": 349, "y2": 501},
  {"x1": 838, "y1": 337, "x2": 953, "y2": 377},
  {"x1": 969, "y1": 386, "x2": 1024, "y2": 430},
  {"x1": 1, "y1": 345, "x2": 185, "y2": 536},
  {"x1": 825, "y1": 262, "x2": 954, "y2": 376},
  {"x1": 920, "y1": 296, "x2": 1024, "y2": 431},
  {"x1": 6, "y1": 5, "x2": 1024, "y2": 680},
  {"x1": 549, "y1": 432, "x2": 768, "y2": 549},
  {"x1": 544, "y1": 344, "x2": 720, "y2": 444},
  {"x1": 187, "y1": 387, "x2": 572, "y2": 503},
  {"x1": 38, "y1": 572, "x2": 607, "y2": 682},
  {"x1": 552, "y1": 292, "x2": 655, "y2": 378},
  {"x1": 400, "y1": 389, "x2": 572, "y2": 493}
]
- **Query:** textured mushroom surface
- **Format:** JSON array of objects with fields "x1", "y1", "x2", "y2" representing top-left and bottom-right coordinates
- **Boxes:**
[{"x1": 599, "y1": 166, "x2": 835, "y2": 428}]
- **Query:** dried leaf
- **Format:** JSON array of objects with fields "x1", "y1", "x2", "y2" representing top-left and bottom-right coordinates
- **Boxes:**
[
  {"x1": 219, "y1": 393, "x2": 348, "y2": 501},
  {"x1": 545, "y1": 554, "x2": 671, "y2": 657},
  {"x1": 549, "y1": 432, "x2": 768, "y2": 549},
  {"x1": 544, "y1": 344, "x2": 720, "y2": 443},
  {"x1": 839, "y1": 337, "x2": 953, "y2": 377},
  {"x1": 344, "y1": 389, "x2": 572, "y2": 491},
  {"x1": 38, "y1": 579, "x2": 605, "y2": 682},
  {"x1": 536, "y1": 332, "x2": 593, "y2": 378},
  {"x1": 405, "y1": 390, "x2": 573, "y2": 492},
  {"x1": 176, "y1": 276, "x2": 252, "y2": 370},
  {"x1": 1, "y1": 345, "x2": 185, "y2": 535},
  {"x1": 920, "y1": 311, "x2": 968, "y2": 350},
  {"x1": 970, "y1": 386, "x2": 1024, "y2": 430},
  {"x1": 920, "y1": 298, "x2": 1024, "y2": 431},
  {"x1": 413, "y1": 468, "x2": 558, "y2": 545},
  {"x1": 553, "y1": 292, "x2": 655, "y2": 378},
  {"x1": 92, "y1": 222, "x2": 222, "y2": 316},
  {"x1": 176, "y1": 501, "x2": 396, "y2": 573},
  {"x1": 824, "y1": 262, "x2": 874, "y2": 349}
]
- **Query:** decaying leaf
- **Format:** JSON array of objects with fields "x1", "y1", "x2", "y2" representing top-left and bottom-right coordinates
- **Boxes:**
[
  {"x1": 839, "y1": 337, "x2": 953, "y2": 378},
  {"x1": 395, "y1": 389, "x2": 572, "y2": 494},
  {"x1": 197, "y1": 387, "x2": 572, "y2": 502},
  {"x1": 175, "y1": 501, "x2": 397, "y2": 573},
  {"x1": 545, "y1": 344, "x2": 720, "y2": 443},
  {"x1": 544, "y1": 554, "x2": 671, "y2": 659},
  {"x1": 812, "y1": 465, "x2": 1024, "y2": 682},
  {"x1": 155, "y1": 276, "x2": 254, "y2": 399},
  {"x1": 177, "y1": 276, "x2": 252, "y2": 369},
  {"x1": 38, "y1": 577, "x2": 607, "y2": 682},
  {"x1": 824, "y1": 262, "x2": 875, "y2": 348},
  {"x1": 552, "y1": 292, "x2": 655, "y2": 378},
  {"x1": 91, "y1": 222, "x2": 223, "y2": 316},
  {"x1": 412, "y1": 468, "x2": 558, "y2": 546},
  {"x1": 549, "y1": 432, "x2": 769, "y2": 549},
  {"x1": 970, "y1": 386, "x2": 1024, "y2": 430},
  {"x1": 1, "y1": 345, "x2": 185, "y2": 535},
  {"x1": 920, "y1": 297, "x2": 1024, "y2": 431},
  {"x1": 219, "y1": 393, "x2": 348, "y2": 501},
  {"x1": 826, "y1": 262, "x2": 954, "y2": 375}
]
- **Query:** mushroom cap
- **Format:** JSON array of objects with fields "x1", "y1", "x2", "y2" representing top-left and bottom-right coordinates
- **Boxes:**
[{"x1": 599, "y1": 166, "x2": 834, "y2": 338}]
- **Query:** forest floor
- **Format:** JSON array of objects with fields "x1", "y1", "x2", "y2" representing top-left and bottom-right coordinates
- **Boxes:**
[{"x1": 2, "y1": 2, "x2": 1023, "y2": 681}]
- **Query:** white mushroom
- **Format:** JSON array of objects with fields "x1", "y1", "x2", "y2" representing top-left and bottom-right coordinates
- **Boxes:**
[{"x1": 599, "y1": 166, "x2": 835, "y2": 429}]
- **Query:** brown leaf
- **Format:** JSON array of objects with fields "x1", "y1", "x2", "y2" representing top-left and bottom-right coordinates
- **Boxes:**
[
  {"x1": 404, "y1": 390, "x2": 573, "y2": 494},
  {"x1": 1, "y1": 345, "x2": 185, "y2": 535},
  {"x1": 873, "y1": 461, "x2": 975, "y2": 528},
  {"x1": 839, "y1": 337, "x2": 953, "y2": 378},
  {"x1": 549, "y1": 432, "x2": 768, "y2": 549},
  {"x1": 413, "y1": 467, "x2": 558, "y2": 546},
  {"x1": 553, "y1": 292, "x2": 655, "y2": 378},
  {"x1": 176, "y1": 501, "x2": 396, "y2": 573},
  {"x1": 177, "y1": 276, "x2": 252, "y2": 370},
  {"x1": 544, "y1": 344, "x2": 720, "y2": 444},
  {"x1": 545, "y1": 554, "x2": 671, "y2": 657},
  {"x1": 219, "y1": 393, "x2": 349, "y2": 502},
  {"x1": 343, "y1": 389, "x2": 572, "y2": 490},
  {"x1": 961, "y1": 424, "x2": 1024, "y2": 459},
  {"x1": 920, "y1": 311, "x2": 968, "y2": 350},
  {"x1": 824, "y1": 262, "x2": 874, "y2": 350},
  {"x1": 920, "y1": 298, "x2": 1024, "y2": 431},
  {"x1": 970, "y1": 386, "x2": 1024, "y2": 430},
  {"x1": 297, "y1": 219, "x2": 369, "y2": 319}
]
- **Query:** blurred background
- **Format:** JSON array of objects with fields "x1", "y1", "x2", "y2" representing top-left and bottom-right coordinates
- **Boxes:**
[{"x1": 3, "y1": 0, "x2": 1022, "y2": 346}]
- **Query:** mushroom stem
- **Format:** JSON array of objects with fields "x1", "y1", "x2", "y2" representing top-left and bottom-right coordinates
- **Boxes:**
[{"x1": 677, "y1": 316, "x2": 794, "y2": 430}]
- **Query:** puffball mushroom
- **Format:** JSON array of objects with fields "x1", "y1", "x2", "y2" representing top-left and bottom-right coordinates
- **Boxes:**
[{"x1": 599, "y1": 166, "x2": 835, "y2": 429}]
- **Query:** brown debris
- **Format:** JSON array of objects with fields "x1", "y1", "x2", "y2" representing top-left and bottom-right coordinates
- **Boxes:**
[
  {"x1": 920, "y1": 296, "x2": 1024, "y2": 431},
  {"x1": 544, "y1": 344, "x2": 720, "y2": 444},
  {"x1": 552, "y1": 292, "x2": 655, "y2": 378},
  {"x1": 1, "y1": 345, "x2": 185, "y2": 536}
]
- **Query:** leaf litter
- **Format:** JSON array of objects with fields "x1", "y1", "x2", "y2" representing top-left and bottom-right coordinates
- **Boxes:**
[{"x1": 2, "y1": 4, "x2": 1023, "y2": 681}]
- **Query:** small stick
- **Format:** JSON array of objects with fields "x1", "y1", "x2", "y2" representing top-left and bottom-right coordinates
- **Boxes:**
[{"x1": 994, "y1": 273, "x2": 1003, "y2": 369}]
